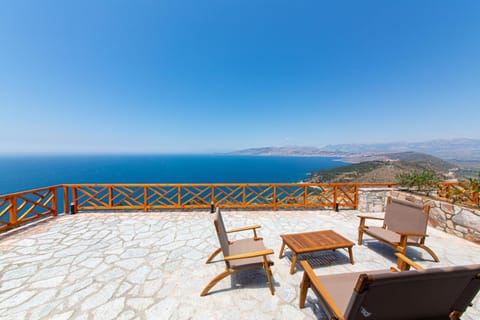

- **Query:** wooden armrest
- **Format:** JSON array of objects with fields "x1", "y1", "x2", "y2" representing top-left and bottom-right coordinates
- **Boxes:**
[
  {"x1": 300, "y1": 261, "x2": 344, "y2": 320},
  {"x1": 224, "y1": 249, "x2": 274, "y2": 261},
  {"x1": 226, "y1": 225, "x2": 262, "y2": 233},
  {"x1": 396, "y1": 231, "x2": 428, "y2": 238},
  {"x1": 395, "y1": 253, "x2": 424, "y2": 270},
  {"x1": 357, "y1": 215, "x2": 384, "y2": 221}
]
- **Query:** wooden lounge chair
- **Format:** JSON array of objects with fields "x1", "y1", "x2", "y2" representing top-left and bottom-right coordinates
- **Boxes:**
[
  {"x1": 299, "y1": 253, "x2": 480, "y2": 320},
  {"x1": 201, "y1": 208, "x2": 275, "y2": 296},
  {"x1": 358, "y1": 197, "x2": 440, "y2": 263}
]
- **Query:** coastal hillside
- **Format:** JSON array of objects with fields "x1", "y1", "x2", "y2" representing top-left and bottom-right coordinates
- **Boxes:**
[{"x1": 305, "y1": 152, "x2": 456, "y2": 183}]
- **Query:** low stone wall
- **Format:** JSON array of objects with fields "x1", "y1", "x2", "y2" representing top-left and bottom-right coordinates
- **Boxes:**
[
  {"x1": 358, "y1": 188, "x2": 480, "y2": 244},
  {"x1": 358, "y1": 187, "x2": 392, "y2": 212}
]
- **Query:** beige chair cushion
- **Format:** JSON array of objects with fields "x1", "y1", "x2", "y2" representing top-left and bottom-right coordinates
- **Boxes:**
[{"x1": 229, "y1": 238, "x2": 271, "y2": 269}]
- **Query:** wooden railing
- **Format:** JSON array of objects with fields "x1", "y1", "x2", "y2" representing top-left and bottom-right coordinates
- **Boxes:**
[
  {"x1": 437, "y1": 182, "x2": 480, "y2": 207},
  {"x1": 0, "y1": 186, "x2": 59, "y2": 233},
  {"x1": 10, "y1": 181, "x2": 480, "y2": 234},
  {"x1": 65, "y1": 183, "x2": 374, "y2": 212}
]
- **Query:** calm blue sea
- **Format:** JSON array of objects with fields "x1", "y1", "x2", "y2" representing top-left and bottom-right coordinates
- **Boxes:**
[{"x1": 0, "y1": 155, "x2": 347, "y2": 195}]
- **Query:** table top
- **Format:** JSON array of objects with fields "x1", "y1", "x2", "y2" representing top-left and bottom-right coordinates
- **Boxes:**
[{"x1": 280, "y1": 230, "x2": 354, "y2": 254}]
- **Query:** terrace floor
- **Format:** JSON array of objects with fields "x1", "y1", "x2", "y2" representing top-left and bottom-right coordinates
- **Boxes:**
[{"x1": 0, "y1": 209, "x2": 479, "y2": 320}]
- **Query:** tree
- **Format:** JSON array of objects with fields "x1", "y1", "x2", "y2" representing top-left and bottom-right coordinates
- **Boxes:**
[{"x1": 396, "y1": 170, "x2": 439, "y2": 196}]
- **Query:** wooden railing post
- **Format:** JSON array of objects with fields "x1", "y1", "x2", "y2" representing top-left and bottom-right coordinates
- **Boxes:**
[
  {"x1": 9, "y1": 195, "x2": 17, "y2": 227},
  {"x1": 52, "y1": 187, "x2": 58, "y2": 216},
  {"x1": 303, "y1": 185, "x2": 307, "y2": 206},
  {"x1": 63, "y1": 185, "x2": 69, "y2": 214},
  {"x1": 142, "y1": 186, "x2": 147, "y2": 212},
  {"x1": 355, "y1": 185, "x2": 359, "y2": 209},
  {"x1": 211, "y1": 185, "x2": 215, "y2": 207},
  {"x1": 333, "y1": 185, "x2": 338, "y2": 210},
  {"x1": 242, "y1": 185, "x2": 246, "y2": 206},
  {"x1": 178, "y1": 186, "x2": 182, "y2": 208},
  {"x1": 108, "y1": 185, "x2": 113, "y2": 208},
  {"x1": 73, "y1": 187, "x2": 78, "y2": 213},
  {"x1": 272, "y1": 184, "x2": 277, "y2": 211}
]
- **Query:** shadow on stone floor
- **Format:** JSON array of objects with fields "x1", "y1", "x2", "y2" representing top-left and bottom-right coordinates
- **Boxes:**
[
  {"x1": 281, "y1": 250, "x2": 354, "y2": 273},
  {"x1": 201, "y1": 268, "x2": 280, "y2": 296},
  {"x1": 362, "y1": 240, "x2": 438, "y2": 264}
]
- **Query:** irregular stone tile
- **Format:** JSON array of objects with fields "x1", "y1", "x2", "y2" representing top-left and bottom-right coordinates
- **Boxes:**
[
  {"x1": 67, "y1": 283, "x2": 102, "y2": 308},
  {"x1": 1, "y1": 265, "x2": 37, "y2": 281},
  {"x1": 126, "y1": 297, "x2": 154, "y2": 311},
  {"x1": 145, "y1": 297, "x2": 178, "y2": 318},
  {"x1": 27, "y1": 299, "x2": 61, "y2": 319},
  {"x1": 29, "y1": 265, "x2": 68, "y2": 282},
  {"x1": 0, "y1": 290, "x2": 36, "y2": 309},
  {"x1": 88, "y1": 262, "x2": 111, "y2": 277},
  {"x1": 0, "y1": 311, "x2": 27, "y2": 320},
  {"x1": 128, "y1": 285, "x2": 141, "y2": 296},
  {"x1": 116, "y1": 310, "x2": 136, "y2": 320},
  {"x1": 141, "y1": 278, "x2": 164, "y2": 296},
  {"x1": 65, "y1": 267, "x2": 91, "y2": 283},
  {"x1": 0, "y1": 277, "x2": 29, "y2": 291},
  {"x1": 15, "y1": 239, "x2": 36, "y2": 247},
  {"x1": 0, "y1": 287, "x2": 22, "y2": 302},
  {"x1": 120, "y1": 248, "x2": 150, "y2": 259},
  {"x1": 31, "y1": 275, "x2": 65, "y2": 289},
  {"x1": 277, "y1": 283, "x2": 297, "y2": 303},
  {"x1": 91, "y1": 297, "x2": 125, "y2": 320},
  {"x1": 49, "y1": 310, "x2": 74, "y2": 320},
  {"x1": 105, "y1": 255, "x2": 120, "y2": 264},
  {"x1": 95, "y1": 267, "x2": 125, "y2": 282},
  {"x1": 78, "y1": 257, "x2": 103, "y2": 269},
  {"x1": 146, "y1": 268, "x2": 163, "y2": 280},
  {"x1": 115, "y1": 282, "x2": 132, "y2": 297},
  {"x1": 81, "y1": 282, "x2": 119, "y2": 311},
  {"x1": 114, "y1": 258, "x2": 145, "y2": 271},
  {"x1": 53, "y1": 245, "x2": 88, "y2": 258}
]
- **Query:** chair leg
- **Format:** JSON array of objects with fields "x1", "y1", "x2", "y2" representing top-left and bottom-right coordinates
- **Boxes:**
[
  {"x1": 419, "y1": 244, "x2": 440, "y2": 262},
  {"x1": 357, "y1": 229, "x2": 364, "y2": 245},
  {"x1": 299, "y1": 271, "x2": 310, "y2": 308},
  {"x1": 200, "y1": 269, "x2": 237, "y2": 296},
  {"x1": 278, "y1": 241, "x2": 286, "y2": 258},
  {"x1": 263, "y1": 257, "x2": 275, "y2": 295},
  {"x1": 205, "y1": 247, "x2": 222, "y2": 264},
  {"x1": 449, "y1": 310, "x2": 462, "y2": 320}
]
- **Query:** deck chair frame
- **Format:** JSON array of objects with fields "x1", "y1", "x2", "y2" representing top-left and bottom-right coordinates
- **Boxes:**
[
  {"x1": 201, "y1": 208, "x2": 275, "y2": 296},
  {"x1": 358, "y1": 196, "x2": 440, "y2": 264},
  {"x1": 299, "y1": 253, "x2": 480, "y2": 320}
]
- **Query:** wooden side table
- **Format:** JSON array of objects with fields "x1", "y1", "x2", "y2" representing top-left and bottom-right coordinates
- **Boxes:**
[{"x1": 279, "y1": 230, "x2": 355, "y2": 274}]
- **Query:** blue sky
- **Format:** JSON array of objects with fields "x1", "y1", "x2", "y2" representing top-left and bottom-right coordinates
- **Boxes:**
[{"x1": 1, "y1": 1, "x2": 479, "y2": 153}]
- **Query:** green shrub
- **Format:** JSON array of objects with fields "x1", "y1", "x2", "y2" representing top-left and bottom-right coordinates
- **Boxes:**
[{"x1": 396, "y1": 170, "x2": 439, "y2": 195}]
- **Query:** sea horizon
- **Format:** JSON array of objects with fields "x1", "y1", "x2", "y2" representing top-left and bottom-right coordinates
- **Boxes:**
[{"x1": 0, "y1": 154, "x2": 347, "y2": 195}]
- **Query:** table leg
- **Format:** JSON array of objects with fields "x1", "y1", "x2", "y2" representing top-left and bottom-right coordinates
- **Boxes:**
[
  {"x1": 279, "y1": 241, "x2": 286, "y2": 258},
  {"x1": 290, "y1": 254, "x2": 298, "y2": 274},
  {"x1": 348, "y1": 246, "x2": 354, "y2": 264}
]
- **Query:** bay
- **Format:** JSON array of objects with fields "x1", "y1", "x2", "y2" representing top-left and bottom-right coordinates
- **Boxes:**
[{"x1": 0, "y1": 154, "x2": 347, "y2": 195}]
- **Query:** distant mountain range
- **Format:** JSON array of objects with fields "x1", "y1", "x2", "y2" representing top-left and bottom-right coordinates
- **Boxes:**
[
  {"x1": 231, "y1": 146, "x2": 344, "y2": 157},
  {"x1": 232, "y1": 138, "x2": 480, "y2": 161},
  {"x1": 322, "y1": 138, "x2": 480, "y2": 161}
]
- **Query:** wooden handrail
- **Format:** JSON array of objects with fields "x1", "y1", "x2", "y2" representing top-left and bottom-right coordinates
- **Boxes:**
[
  {"x1": 65, "y1": 183, "x2": 385, "y2": 212},
  {"x1": 1, "y1": 181, "x2": 477, "y2": 234}
]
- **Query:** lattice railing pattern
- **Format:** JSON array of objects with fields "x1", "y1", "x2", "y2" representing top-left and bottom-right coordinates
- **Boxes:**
[
  {"x1": 437, "y1": 182, "x2": 479, "y2": 207},
  {"x1": 0, "y1": 187, "x2": 58, "y2": 232},
  {"x1": 3, "y1": 182, "x2": 477, "y2": 233},
  {"x1": 67, "y1": 183, "x2": 363, "y2": 212}
]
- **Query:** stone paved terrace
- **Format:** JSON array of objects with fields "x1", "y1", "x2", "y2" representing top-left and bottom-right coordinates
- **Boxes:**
[{"x1": 1, "y1": 209, "x2": 480, "y2": 320}]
